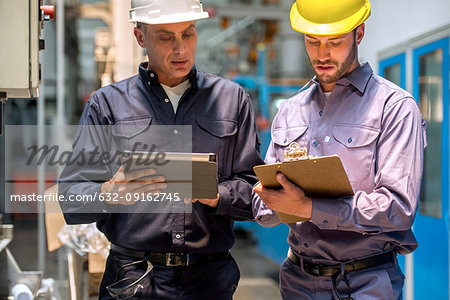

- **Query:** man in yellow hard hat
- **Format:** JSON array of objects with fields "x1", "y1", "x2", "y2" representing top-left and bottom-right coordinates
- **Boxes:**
[
  {"x1": 59, "y1": 0, "x2": 264, "y2": 299},
  {"x1": 253, "y1": 0, "x2": 427, "y2": 299}
]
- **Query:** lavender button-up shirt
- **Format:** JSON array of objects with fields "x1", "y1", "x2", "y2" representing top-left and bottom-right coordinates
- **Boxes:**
[{"x1": 253, "y1": 62, "x2": 427, "y2": 261}]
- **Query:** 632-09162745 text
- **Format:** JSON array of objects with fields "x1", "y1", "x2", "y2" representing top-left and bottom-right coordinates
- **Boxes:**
[
  {"x1": 98, "y1": 192, "x2": 182, "y2": 202},
  {"x1": 9, "y1": 192, "x2": 182, "y2": 203}
]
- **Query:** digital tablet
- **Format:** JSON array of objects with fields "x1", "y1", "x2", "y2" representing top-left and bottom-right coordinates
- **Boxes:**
[{"x1": 121, "y1": 151, "x2": 218, "y2": 199}]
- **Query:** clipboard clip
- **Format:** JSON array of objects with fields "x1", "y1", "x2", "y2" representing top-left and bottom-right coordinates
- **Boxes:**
[{"x1": 284, "y1": 142, "x2": 312, "y2": 161}]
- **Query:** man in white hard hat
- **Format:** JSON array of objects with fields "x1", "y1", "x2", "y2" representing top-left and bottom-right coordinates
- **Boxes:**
[
  {"x1": 253, "y1": 0, "x2": 427, "y2": 299},
  {"x1": 59, "y1": 0, "x2": 264, "y2": 299}
]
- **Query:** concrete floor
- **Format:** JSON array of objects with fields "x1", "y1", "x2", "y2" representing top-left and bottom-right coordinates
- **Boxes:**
[
  {"x1": 5, "y1": 218, "x2": 282, "y2": 300},
  {"x1": 232, "y1": 229, "x2": 281, "y2": 300}
]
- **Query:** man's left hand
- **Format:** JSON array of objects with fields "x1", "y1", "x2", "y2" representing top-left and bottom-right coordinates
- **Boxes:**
[{"x1": 253, "y1": 173, "x2": 312, "y2": 219}]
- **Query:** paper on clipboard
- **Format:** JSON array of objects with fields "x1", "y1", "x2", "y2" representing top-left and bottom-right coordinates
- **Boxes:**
[
  {"x1": 253, "y1": 155, "x2": 354, "y2": 223},
  {"x1": 121, "y1": 151, "x2": 218, "y2": 199}
]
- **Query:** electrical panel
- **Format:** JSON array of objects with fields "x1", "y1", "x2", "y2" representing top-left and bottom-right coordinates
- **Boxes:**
[{"x1": 0, "y1": 0, "x2": 53, "y2": 99}]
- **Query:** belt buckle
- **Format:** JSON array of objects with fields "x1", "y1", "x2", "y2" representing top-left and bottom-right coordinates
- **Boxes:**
[{"x1": 166, "y1": 253, "x2": 189, "y2": 266}]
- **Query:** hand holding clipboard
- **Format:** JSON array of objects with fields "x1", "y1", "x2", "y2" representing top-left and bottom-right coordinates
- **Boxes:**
[{"x1": 253, "y1": 143, "x2": 354, "y2": 223}]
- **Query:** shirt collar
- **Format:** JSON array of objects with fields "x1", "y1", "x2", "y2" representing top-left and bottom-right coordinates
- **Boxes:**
[
  {"x1": 340, "y1": 62, "x2": 373, "y2": 93},
  {"x1": 138, "y1": 62, "x2": 198, "y2": 89},
  {"x1": 311, "y1": 62, "x2": 373, "y2": 94}
]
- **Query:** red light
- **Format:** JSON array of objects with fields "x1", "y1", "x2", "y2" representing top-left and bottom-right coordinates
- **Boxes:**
[{"x1": 41, "y1": 5, "x2": 55, "y2": 20}]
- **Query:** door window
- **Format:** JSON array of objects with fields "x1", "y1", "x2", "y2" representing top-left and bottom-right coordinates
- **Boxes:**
[{"x1": 418, "y1": 49, "x2": 444, "y2": 218}]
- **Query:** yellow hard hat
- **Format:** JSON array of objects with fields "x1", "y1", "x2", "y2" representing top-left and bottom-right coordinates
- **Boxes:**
[{"x1": 290, "y1": 0, "x2": 371, "y2": 35}]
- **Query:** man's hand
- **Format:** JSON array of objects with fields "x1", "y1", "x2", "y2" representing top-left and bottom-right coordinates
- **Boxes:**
[
  {"x1": 253, "y1": 173, "x2": 312, "y2": 219},
  {"x1": 185, "y1": 193, "x2": 220, "y2": 208},
  {"x1": 100, "y1": 165, "x2": 167, "y2": 205}
]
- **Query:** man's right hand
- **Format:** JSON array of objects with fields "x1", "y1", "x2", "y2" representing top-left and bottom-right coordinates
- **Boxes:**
[
  {"x1": 100, "y1": 165, "x2": 167, "y2": 205},
  {"x1": 253, "y1": 173, "x2": 312, "y2": 219}
]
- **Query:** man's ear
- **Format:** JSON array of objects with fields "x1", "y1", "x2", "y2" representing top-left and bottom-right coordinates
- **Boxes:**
[
  {"x1": 134, "y1": 27, "x2": 146, "y2": 48},
  {"x1": 355, "y1": 23, "x2": 365, "y2": 46}
]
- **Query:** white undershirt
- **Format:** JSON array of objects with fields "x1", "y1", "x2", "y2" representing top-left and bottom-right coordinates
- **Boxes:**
[
  {"x1": 324, "y1": 91, "x2": 332, "y2": 102},
  {"x1": 161, "y1": 80, "x2": 191, "y2": 112}
]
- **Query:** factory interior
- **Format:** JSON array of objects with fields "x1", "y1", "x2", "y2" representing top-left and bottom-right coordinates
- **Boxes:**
[{"x1": 1, "y1": 0, "x2": 450, "y2": 299}]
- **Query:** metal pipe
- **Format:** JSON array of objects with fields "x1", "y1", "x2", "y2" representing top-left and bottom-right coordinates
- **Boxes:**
[
  {"x1": 214, "y1": 5, "x2": 288, "y2": 20},
  {"x1": 111, "y1": 0, "x2": 136, "y2": 81},
  {"x1": 56, "y1": 1, "x2": 67, "y2": 290},
  {"x1": 37, "y1": 56, "x2": 46, "y2": 273},
  {"x1": 52, "y1": 0, "x2": 66, "y2": 280},
  {"x1": 56, "y1": 0, "x2": 65, "y2": 127},
  {"x1": 67, "y1": 249, "x2": 77, "y2": 300},
  {"x1": 404, "y1": 48, "x2": 414, "y2": 300},
  {"x1": 405, "y1": 253, "x2": 414, "y2": 300},
  {"x1": 206, "y1": 16, "x2": 255, "y2": 49}
]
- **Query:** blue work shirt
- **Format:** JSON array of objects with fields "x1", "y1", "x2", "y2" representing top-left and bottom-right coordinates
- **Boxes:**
[{"x1": 59, "y1": 63, "x2": 264, "y2": 253}]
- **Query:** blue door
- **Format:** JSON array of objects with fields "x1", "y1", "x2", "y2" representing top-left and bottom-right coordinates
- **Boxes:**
[
  {"x1": 413, "y1": 38, "x2": 450, "y2": 300},
  {"x1": 380, "y1": 38, "x2": 450, "y2": 299}
]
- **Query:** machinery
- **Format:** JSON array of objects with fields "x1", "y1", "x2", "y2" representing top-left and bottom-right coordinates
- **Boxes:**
[
  {"x1": 0, "y1": 0, "x2": 53, "y2": 298},
  {"x1": 0, "y1": 215, "x2": 44, "y2": 300},
  {"x1": 0, "y1": 0, "x2": 54, "y2": 135}
]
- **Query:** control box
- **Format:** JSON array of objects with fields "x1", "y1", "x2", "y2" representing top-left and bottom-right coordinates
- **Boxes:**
[{"x1": 0, "y1": 0, "x2": 54, "y2": 99}]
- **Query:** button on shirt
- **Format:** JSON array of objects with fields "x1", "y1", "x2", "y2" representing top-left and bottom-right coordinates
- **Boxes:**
[
  {"x1": 161, "y1": 79, "x2": 191, "y2": 112},
  {"x1": 253, "y1": 63, "x2": 427, "y2": 261},
  {"x1": 59, "y1": 63, "x2": 264, "y2": 253}
]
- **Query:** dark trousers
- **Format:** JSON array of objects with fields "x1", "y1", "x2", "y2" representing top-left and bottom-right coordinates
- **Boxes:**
[
  {"x1": 99, "y1": 250, "x2": 240, "y2": 300},
  {"x1": 280, "y1": 257, "x2": 405, "y2": 300}
]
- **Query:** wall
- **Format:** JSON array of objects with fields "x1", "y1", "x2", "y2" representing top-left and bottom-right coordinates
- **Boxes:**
[{"x1": 360, "y1": 0, "x2": 450, "y2": 73}]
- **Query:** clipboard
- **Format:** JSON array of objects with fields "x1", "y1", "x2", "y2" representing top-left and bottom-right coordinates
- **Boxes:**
[
  {"x1": 122, "y1": 151, "x2": 218, "y2": 199},
  {"x1": 253, "y1": 155, "x2": 354, "y2": 223}
]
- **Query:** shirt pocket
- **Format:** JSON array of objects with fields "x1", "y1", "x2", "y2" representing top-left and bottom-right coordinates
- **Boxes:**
[
  {"x1": 332, "y1": 124, "x2": 380, "y2": 188},
  {"x1": 272, "y1": 125, "x2": 309, "y2": 160},
  {"x1": 111, "y1": 117, "x2": 153, "y2": 151},
  {"x1": 194, "y1": 116, "x2": 237, "y2": 178}
]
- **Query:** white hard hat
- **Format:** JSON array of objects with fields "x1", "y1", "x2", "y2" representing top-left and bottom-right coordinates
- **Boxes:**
[{"x1": 129, "y1": 0, "x2": 209, "y2": 25}]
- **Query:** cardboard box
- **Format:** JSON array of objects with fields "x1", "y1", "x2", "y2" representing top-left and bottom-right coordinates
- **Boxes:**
[
  {"x1": 89, "y1": 272, "x2": 103, "y2": 296},
  {"x1": 44, "y1": 184, "x2": 65, "y2": 252}
]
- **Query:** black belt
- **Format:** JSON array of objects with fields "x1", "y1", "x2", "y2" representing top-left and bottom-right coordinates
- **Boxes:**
[
  {"x1": 111, "y1": 243, "x2": 230, "y2": 267},
  {"x1": 288, "y1": 248, "x2": 395, "y2": 277},
  {"x1": 288, "y1": 249, "x2": 396, "y2": 300}
]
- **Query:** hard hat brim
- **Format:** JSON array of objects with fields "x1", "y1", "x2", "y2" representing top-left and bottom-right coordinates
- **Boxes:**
[
  {"x1": 290, "y1": 1, "x2": 371, "y2": 35},
  {"x1": 129, "y1": 12, "x2": 209, "y2": 25}
]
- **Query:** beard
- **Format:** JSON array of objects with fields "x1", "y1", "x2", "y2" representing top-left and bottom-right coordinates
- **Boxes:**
[{"x1": 310, "y1": 42, "x2": 357, "y2": 84}]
